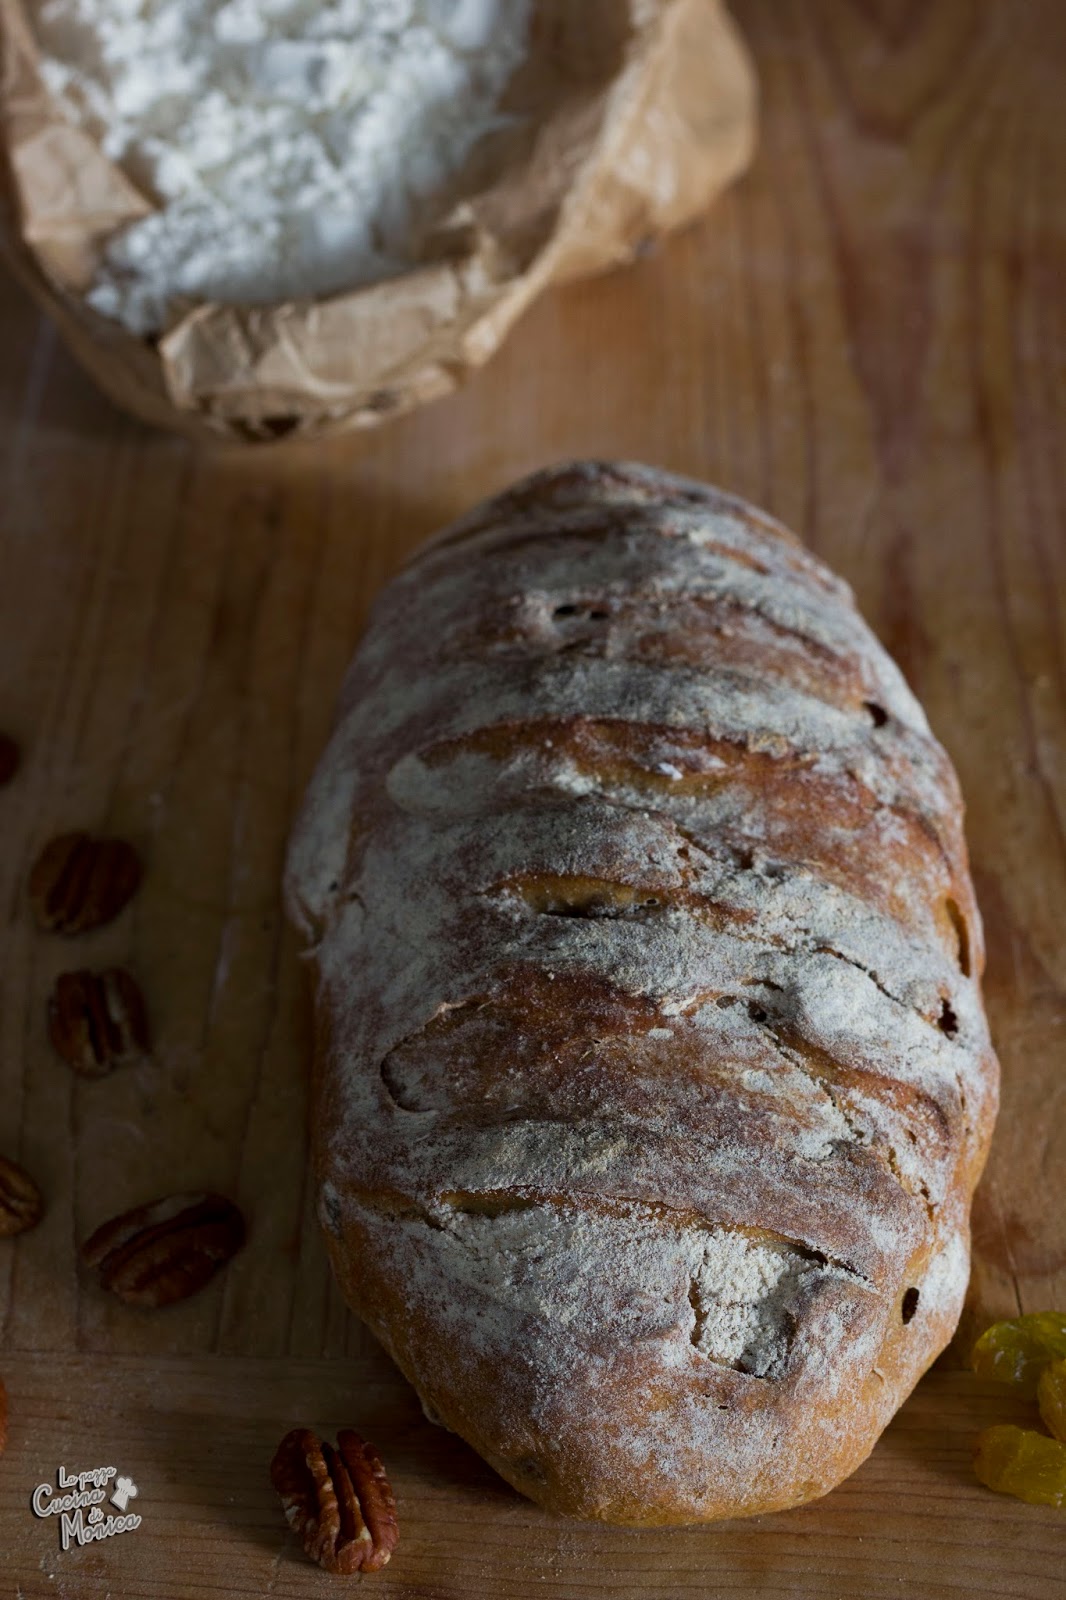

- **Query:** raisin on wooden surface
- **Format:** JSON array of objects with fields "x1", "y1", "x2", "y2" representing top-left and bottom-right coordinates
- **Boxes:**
[
  {"x1": 973, "y1": 1425, "x2": 1066, "y2": 1509},
  {"x1": 970, "y1": 1313, "x2": 1066, "y2": 1398}
]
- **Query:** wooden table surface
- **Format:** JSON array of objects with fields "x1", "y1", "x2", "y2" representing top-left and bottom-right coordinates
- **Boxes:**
[{"x1": 2, "y1": 2, "x2": 1065, "y2": 1595}]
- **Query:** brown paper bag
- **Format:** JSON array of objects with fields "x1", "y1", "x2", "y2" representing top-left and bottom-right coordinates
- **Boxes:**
[{"x1": 0, "y1": 0, "x2": 756, "y2": 444}]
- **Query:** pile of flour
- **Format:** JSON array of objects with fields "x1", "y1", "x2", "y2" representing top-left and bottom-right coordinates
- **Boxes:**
[{"x1": 31, "y1": 0, "x2": 531, "y2": 333}]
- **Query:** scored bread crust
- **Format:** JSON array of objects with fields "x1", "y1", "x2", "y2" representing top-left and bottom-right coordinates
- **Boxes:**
[{"x1": 285, "y1": 461, "x2": 999, "y2": 1525}]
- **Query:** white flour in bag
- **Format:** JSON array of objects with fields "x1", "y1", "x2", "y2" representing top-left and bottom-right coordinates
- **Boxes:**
[{"x1": 30, "y1": 0, "x2": 531, "y2": 334}]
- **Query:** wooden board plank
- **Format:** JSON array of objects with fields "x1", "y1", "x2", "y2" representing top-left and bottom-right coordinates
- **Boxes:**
[
  {"x1": 2, "y1": 1357, "x2": 1064, "y2": 1599},
  {"x1": 2, "y1": 0, "x2": 1065, "y2": 1593}
]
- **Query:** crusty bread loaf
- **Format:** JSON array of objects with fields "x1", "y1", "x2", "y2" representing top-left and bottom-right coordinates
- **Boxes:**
[{"x1": 284, "y1": 461, "x2": 999, "y2": 1525}]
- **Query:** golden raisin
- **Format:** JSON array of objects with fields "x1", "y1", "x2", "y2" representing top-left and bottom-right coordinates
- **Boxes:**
[
  {"x1": 970, "y1": 1312, "x2": 1066, "y2": 1398},
  {"x1": 1037, "y1": 1358, "x2": 1066, "y2": 1445},
  {"x1": 973, "y1": 1425, "x2": 1066, "y2": 1508}
]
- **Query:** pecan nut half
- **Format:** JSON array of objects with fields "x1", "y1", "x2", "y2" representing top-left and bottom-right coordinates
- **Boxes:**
[
  {"x1": 271, "y1": 1427, "x2": 398, "y2": 1575},
  {"x1": 29, "y1": 832, "x2": 141, "y2": 934},
  {"x1": 0, "y1": 1154, "x2": 44, "y2": 1238},
  {"x1": 48, "y1": 968, "x2": 150, "y2": 1077},
  {"x1": 81, "y1": 1192, "x2": 245, "y2": 1308},
  {"x1": 0, "y1": 734, "x2": 19, "y2": 787}
]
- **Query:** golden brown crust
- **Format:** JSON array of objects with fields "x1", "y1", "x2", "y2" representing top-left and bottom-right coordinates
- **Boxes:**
[{"x1": 286, "y1": 461, "x2": 999, "y2": 1524}]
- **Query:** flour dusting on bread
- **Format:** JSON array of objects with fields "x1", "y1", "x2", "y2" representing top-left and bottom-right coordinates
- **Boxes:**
[{"x1": 286, "y1": 462, "x2": 999, "y2": 1524}]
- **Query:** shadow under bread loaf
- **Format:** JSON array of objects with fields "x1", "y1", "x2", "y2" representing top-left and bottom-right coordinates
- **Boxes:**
[{"x1": 284, "y1": 461, "x2": 999, "y2": 1525}]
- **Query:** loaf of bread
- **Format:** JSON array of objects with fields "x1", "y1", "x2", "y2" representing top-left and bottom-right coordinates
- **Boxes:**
[{"x1": 285, "y1": 462, "x2": 999, "y2": 1525}]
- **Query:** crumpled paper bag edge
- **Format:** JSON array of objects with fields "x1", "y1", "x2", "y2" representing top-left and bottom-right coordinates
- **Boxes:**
[{"x1": 0, "y1": 0, "x2": 757, "y2": 445}]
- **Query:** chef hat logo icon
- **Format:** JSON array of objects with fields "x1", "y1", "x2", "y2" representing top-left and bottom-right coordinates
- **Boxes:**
[{"x1": 110, "y1": 1475, "x2": 138, "y2": 1513}]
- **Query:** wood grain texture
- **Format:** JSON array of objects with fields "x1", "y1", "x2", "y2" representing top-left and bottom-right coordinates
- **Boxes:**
[
  {"x1": 2, "y1": 1356, "x2": 1064, "y2": 1599},
  {"x1": 1, "y1": 0, "x2": 1064, "y2": 1593}
]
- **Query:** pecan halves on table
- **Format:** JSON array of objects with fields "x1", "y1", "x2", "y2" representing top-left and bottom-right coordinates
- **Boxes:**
[
  {"x1": 29, "y1": 832, "x2": 141, "y2": 934},
  {"x1": 48, "y1": 968, "x2": 150, "y2": 1077},
  {"x1": 81, "y1": 1192, "x2": 245, "y2": 1307},
  {"x1": 0, "y1": 1153, "x2": 44, "y2": 1237},
  {"x1": 271, "y1": 1427, "x2": 399, "y2": 1575}
]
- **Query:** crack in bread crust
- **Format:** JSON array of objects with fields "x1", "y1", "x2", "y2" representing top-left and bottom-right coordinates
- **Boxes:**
[{"x1": 285, "y1": 461, "x2": 999, "y2": 1526}]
